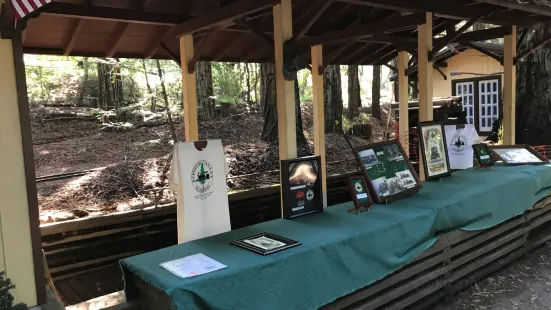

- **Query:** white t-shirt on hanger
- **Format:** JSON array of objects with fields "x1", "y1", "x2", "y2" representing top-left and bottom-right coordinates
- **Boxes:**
[
  {"x1": 169, "y1": 140, "x2": 231, "y2": 243},
  {"x1": 445, "y1": 124, "x2": 480, "y2": 170}
]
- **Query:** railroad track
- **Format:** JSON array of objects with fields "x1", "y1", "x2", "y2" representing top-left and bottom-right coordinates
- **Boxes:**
[{"x1": 36, "y1": 169, "x2": 105, "y2": 183}]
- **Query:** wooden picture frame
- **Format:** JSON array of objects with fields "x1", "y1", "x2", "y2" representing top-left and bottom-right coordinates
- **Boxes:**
[
  {"x1": 418, "y1": 121, "x2": 452, "y2": 181},
  {"x1": 490, "y1": 145, "x2": 549, "y2": 166},
  {"x1": 231, "y1": 233, "x2": 301, "y2": 256},
  {"x1": 280, "y1": 156, "x2": 323, "y2": 219},
  {"x1": 346, "y1": 174, "x2": 372, "y2": 214},
  {"x1": 352, "y1": 140, "x2": 422, "y2": 204},
  {"x1": 472, "y1": 143, "x2": 494, "y2": 168}
]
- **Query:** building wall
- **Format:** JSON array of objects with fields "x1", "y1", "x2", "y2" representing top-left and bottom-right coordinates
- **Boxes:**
[
  {"x1": 0, "y1": 39, "x2": 38, "y2": 305},
  {"x1": 433, "y1": 48, "x2": 504, "y2": 98}
]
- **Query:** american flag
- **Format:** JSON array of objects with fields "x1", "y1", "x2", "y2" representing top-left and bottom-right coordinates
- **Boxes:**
[{"x1": 11, "y1": 0, "x2": 52, "y2": 20}]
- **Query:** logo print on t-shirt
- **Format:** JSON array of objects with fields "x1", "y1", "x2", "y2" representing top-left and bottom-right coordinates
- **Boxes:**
[
  {"x1": 451, "y1": 134, "x2": 467, "y2": 153},
  {"x1": 306, "y1": 190, "x2": 314, "y2": 201},
  {"x1": 191, "y1": 160, "x2": 214, "y2": 193}
]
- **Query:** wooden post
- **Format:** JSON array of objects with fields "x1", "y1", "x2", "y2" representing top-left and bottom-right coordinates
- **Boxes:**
[
  {"x1": 398, "y1": 51, "x2": 409, "y2": 156},
  {"x1": 503, "y1": 25, "x2": 516, "y2": 145},
  {"x1": 179, "y1": 34, "x2": 199, "y2": 141},
  {"x1": 274, "y1": 0, "x2": 297, "y2": 214},
  {"x1": 311, "y1": 45, "x2": 327, "y2": 208},
  {"x1": 417, "y1": 12, "x2": 433, "y2": 180}
]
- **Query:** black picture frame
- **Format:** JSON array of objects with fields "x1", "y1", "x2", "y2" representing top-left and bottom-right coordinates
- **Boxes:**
[
  {"x1": 347, "y1": 175, "x2": 372, "y2": 213},
  {"x1": 418, "y1": 121, "x2": 452, "y2": 181},
  {"x1": 472, "y1": 143, "x2": 494, "y2": 168},
  {"x1": 231, "y1": 233, "x2": 301, "y2": 256},
  {"x1": 280, "y1": 156, "x2": 323, "y2": 219},
  {"x1": 490, "y1": 145, "x2": 549, "y2": 166},
  {"x1": 352, "y1": 139, "x2": 422, "y2": 204}
]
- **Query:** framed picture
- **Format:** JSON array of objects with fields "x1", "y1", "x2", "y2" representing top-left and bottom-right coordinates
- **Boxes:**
[
  {"x1": 231, "y1": 233, "x2": 301, "y2": 256},
  {"x1": 353, "y1": 140, "x2": 422, "y2": 204},
  {"x1": 472, "y1": 143, "x2": 494, "y2": 167},
  {"x1": 490, "y1": 145, "x2": 549, "y2": 165},
  {"x1": 418, "y1": 121, "x2": 452, "y2": 181},
  {"x1": 347, "y1": 175, "x2": 372, "y2": 213},
  {"x1": 280, "y1": 156, "x2": 323, "y2": 219}
]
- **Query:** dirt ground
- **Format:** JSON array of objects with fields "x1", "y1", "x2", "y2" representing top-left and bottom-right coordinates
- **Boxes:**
[
  {"x1": 433, "y1": 242, "x2": 551, "y2": 310},
  {"x1": 33, "y1": 104, "x2": 393, "y2": 223}
]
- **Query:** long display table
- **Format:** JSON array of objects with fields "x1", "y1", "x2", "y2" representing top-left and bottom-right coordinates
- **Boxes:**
[{"x1": 121, "y1": 165, "x2": 551, "y2": 310}]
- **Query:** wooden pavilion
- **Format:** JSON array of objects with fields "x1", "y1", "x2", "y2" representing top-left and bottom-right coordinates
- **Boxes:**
[{"x1": 1, "y1": 0, "x2": 550, "y2": 307}]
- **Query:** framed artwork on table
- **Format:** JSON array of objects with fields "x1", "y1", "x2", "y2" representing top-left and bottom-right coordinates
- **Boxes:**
[
  {"x1": 231, "y1": 233, "x2": 301, "y2": 256},
  {"x1": 490, "y1": 145, "x2": 549, "y2": 166},
  {"x1": 418, "y1": 121, "x2": 452, "y2": 181},
  {"x1": 352, "y1": 139, "x2": 422, "y2": 204},
  {"x1": 472, "y1": 143, "x2": 494, "y2": 168},
  {"x1": 280, "y1": 156, "x2": 323, "y2": 219},
  {"x1": 346, "y1": 174, "x2": 372, "y2": 214}
]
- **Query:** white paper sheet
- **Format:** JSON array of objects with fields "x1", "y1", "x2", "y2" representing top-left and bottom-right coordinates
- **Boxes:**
[{"x1": 160, "y1": 253, "x2": 227, "y2": 279}]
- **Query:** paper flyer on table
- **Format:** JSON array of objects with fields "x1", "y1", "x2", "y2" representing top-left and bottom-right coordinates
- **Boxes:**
[{"x1": 160, "y1": 253, "x2": 227, "y2": 278}]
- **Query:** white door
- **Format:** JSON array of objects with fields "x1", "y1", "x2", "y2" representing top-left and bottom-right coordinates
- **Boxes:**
[
  {"x1": 478, "y1": 79, "x2": 499, "y2": 132},
  {"x1": 455, "y1": 82, "x2": 475, "y2": 126}
]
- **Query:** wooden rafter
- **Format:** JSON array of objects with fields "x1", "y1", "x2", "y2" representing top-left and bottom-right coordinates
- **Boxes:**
[
  {"x1": 40, "y1": 2, "x2": 181, "y2": 25},
  {"x1": 161, "y1": 43, "x2": 181, "y2": 66},
  {"x1": 432, "y1": 16, "x2": 482, "y2": 56},
  {"x1": 334, "y1": 0, "x2": 541, "y2": 26},
  {"x1": 64, "y1": 19, "x2": 86, "y2": 56},
  {"x1": 235, "y1": 18, "x2": 273, "y2": 48},
  {"x1": 453, "y1": 26, "x2": 511, "y2": 43},
  {"x1": 304, "y1": 13, "x2": 424, "y2": 46},
  {"x1": 105, "y1": 0, "x2": 148, "y2": 58},
  {"x1": 339, "y1": 43, "x2": 372, "y2": 63},
  {"x1": 434, "y1": 65, "x2": 447, "y2": 80},
  {"x1": 171, "y1": 0, "x2": 277, "y2": 37},
  {"x1": 213, "y1": 33, "x2": 245, "y2": 61},
  {"x1": 295, "y1": 0, "x2": 333, "y2": 39},
  {"x1": 463, "y1": 42, "x2": 503, "y2": 65},
  {"x1": 384, "y1": 63, "x2": 398, "y2": 72}
]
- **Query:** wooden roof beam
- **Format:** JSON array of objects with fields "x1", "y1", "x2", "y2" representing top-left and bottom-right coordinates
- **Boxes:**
[
  {"x1": 40, "y1": 2, "x2": 182, "y2": 26},
  {"x1": 63, "y1": 19, "x2": 86, "y2": 56},
  {"x1": 463, "y1": 42, "x2": 503, "y2": 65},
  {"x1": 172, "y1": 0, "x2": 277, "y2": 37},
  {"x1": 304, "y1": 13, "x2": 425, "y2": 46},
  {"x1": 295, "y1": 0, "x2": 333, "y2": 39},
  {"x1": 235, "y1": 18, "x2": 273, "y2": 48},
  {"x1": 187, "y1": 27, "x2": 219, "y2": 73},
  {"x1": 432, "y1": 16, "x2": 482, "y2": 56},
  {"x1": 452, "y1": 26, "x2": 511, "y2": 42},
  {"x1": 105, "y1": 0, "x2": 149, "y2": 58}
]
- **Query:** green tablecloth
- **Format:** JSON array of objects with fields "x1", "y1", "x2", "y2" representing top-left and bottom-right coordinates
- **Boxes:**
[{"x1": 121, "y1": 165, "x2": 551, "y2": 310}]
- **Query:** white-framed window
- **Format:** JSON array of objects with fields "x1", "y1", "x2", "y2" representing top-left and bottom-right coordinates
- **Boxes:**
[
  {"x1": 478, "y1": 79, "x2": 499, "y2": 132},
  {"x1": 455, "y1": 82, "x2": 475, "y2": 126}
]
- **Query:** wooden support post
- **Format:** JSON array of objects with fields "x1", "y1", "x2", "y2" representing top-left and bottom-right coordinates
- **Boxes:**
[
  {"x1": 274, "y1": 0, "x2": 297, "y2": 215},
  {"x1": 398, "y1": 51, "x2": 409, "y2": 156},
  {"x1": 503, "y1": 25, "x2": 517, "y2": 145},
  {"x1": 179, "y1": 34, "x2": 199, "y2": 141},
  {"x1": 418, "y1": 13, "x2": 433, "y2": 181},
  {"x1": 312, "y1": 45, "x2": 327, "y2": 208}
]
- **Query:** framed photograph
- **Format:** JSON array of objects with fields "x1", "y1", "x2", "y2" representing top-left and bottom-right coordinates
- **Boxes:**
[
  {"x1": 418, "y1": 121, "x2": 452, "y2": 181},
  {"x1": 353, "y1": 140, "x2": 422, "y2": 204},
  {"x1": 347, "y1": 175, "x2": 372, "y2": 213},
  {"x1": 231, "y1": 233, "x2": 301, "y2": 256},
  {"x1": 490, "y1": 145, "x2": 549, "y2": 165},
  {"x1": 280, "y1": 156, "x2": 323, "y2": 219},
  {"x1": 472, "y1": 143, "x2": 494, "y2": 167}
]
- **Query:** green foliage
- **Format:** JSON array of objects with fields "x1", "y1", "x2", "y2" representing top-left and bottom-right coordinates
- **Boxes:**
[
  {"x1": 298, "y1": 70, "x2": 312, "y2": 103},
  {"x1": 0, "y1": 272, "x2": 27, "y2": 310},
  {"x1": 212, "y1": 62, "x2": 242, "y2": 105},
  {"x1": 498, "y1": 123, "x2": 504, "y2": 145}
]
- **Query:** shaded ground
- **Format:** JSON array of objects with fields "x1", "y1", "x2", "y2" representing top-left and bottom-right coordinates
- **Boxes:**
[
  {"x1": 34, "y1": 104, "x2": 393, "y2": 223},
  {"x1": 434, "y1": 242, "x2": 551, "y2": 310}
]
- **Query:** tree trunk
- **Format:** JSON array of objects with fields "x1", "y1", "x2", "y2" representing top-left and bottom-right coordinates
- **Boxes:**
[
  {"x1": 348, "y1": 65, "x2": 361, "y2": 120},
  {"x1": 295, "y1": 78, "x2": 307, "y2": 144},
  {"x1": 253, "y1": 63, "x2": 259, "y2": 111},
  {"x1": 261, "y1": 63, "x2": 278, "y2": 142},
  {"x1": 372, "y1": 65, "x2": 382, "y2": 120},
  {"x1": 391, "y1": 58, "x2": 399, "y2": 101},
  {"x1": 246, "y1": 63, "x2": 252, "y2": 110},
  {"x1": 516, "y1": 22, "x2": 551, "y2": 145},
  {"x1": 141, "y1": 59, "x2": 155, "y2": 111},
  {"x1": 195, "y1": 61, "x2": 215, "y2": 120},
  {"x1": 410, "y1": 80, "x2": 419, "y2": 99},
  {"x1": 155, "y1": 60, "x2": 178, "y2": 143},
  {"x1": 324, "y1": 65, "x2": 343, "y2": 133},
  {"x1": 76, "y1": 57, "x2": 89, "y2": 107}
]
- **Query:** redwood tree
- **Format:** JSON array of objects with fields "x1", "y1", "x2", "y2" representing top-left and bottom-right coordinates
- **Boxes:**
[
  {"x1": 195, "y1": 61, "x2": 215, "y2": 120},
  {"x1": 324, "y1": 65, "x2": 343, "y2": 132},
  {"x1": 348, "y1": 65, "x2": 361, "y2": 120},
  {"x1": 372, "y1": 65, "x2": 382, "y2": 120}
]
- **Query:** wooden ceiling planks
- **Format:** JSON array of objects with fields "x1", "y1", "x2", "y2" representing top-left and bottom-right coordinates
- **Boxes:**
[{"x1": 16, "y1": 0, "x2": 551, "y2": 65}]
